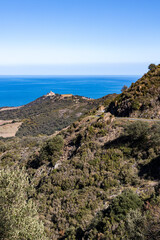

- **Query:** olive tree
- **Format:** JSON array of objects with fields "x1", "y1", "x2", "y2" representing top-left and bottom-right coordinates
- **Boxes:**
[{"x1": 0, "y1": 167, "x2": 48, "y2": 240}]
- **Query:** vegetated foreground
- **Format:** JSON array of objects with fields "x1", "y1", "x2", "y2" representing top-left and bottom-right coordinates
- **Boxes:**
[{"x1": 0, "y1": 64, "x2": 160, "y2": 240}]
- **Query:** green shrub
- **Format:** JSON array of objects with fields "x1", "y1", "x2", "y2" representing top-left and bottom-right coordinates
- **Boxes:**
[
  {"x1": 125, "y1": 121, "x2": 149, "y2": 142},
  {"x1": 148, "y1": 63, "x2": 156, "y2": 71},
  {"x1": 121, "y1": 85, "x2": 128, "y2": 92},
  {"x1": 126, "y1": 209, "x2": 146, "y2": 240},
  {"x1": 131, "y1": 100, "x2": 140, "y2": 110},
  {"x1": 150, "y1": 123, "x2": 160, "y2": 147},
  {"x1": 109, "y1": 190, "x2": 143, "y2": 221},
  {"x1": 0, "y1": 141, "x2": 7, "y2": 153},
  {"x1": 39, "y1": 135, "x2": 64, "y2": 166}
]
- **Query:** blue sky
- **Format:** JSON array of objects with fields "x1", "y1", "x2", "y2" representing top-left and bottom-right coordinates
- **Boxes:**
[{"x1": 0, "y1": 0, "x2": 159, "y2": 75}]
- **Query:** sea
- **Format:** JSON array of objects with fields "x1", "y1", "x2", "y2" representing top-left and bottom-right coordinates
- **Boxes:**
[{"x1": 0, "y1": 75, "x2": 140, "y2": 107}]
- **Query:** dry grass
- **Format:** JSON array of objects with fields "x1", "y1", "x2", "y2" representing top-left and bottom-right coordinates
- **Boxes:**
[{"x1": 0, "y1": 122, "x2": 22, "y2": 138}]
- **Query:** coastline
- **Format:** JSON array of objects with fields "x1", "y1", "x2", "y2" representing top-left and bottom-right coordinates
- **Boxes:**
[{"x1": 0, "y1": 75, "x2": 140, "y2": 107}]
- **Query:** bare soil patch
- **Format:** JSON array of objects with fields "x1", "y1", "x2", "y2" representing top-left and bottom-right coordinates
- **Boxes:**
[
  {"x1": 0, "y1": 122, "x2": 22, "y2": 138},
  {"x1": 0, "y1": 120, "x2": 13, "y2": 126},
  {"x1": 0, "y1": 106, "x2": 22, "y2": 112}
]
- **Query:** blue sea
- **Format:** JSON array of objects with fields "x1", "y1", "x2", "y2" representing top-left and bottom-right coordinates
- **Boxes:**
[{"x1": 0, "y1": 75, "x2": 140, "y2": 107}]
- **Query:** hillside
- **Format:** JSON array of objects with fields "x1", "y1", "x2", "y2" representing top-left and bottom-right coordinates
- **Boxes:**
[
  {"x1": 0, "y1": 92, "x2": 116, "y2": 137},
  {"x1": 1, "y1": 68, "x2": 160, "y2": 239},
  {"x1": 108, "y1": 64, "x2": 160, "y2": 118},
  {"x1": 1, "y1": 108, "x2": 160, "y2": 239}
]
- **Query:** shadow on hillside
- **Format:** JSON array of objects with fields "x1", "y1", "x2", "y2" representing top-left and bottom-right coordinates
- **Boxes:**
[
  {"x1": 139, "y1": 156, "x2": 160, "y2": 180},
  {"x1": 27, "y1": 157, "x2": 40, "y2": 169},
  {"x1": 103, "y1": 135, "x2": 130, "y2": 149},
  {"x1": 104, "y1": 134, "x2": 148, "y2": 151}
]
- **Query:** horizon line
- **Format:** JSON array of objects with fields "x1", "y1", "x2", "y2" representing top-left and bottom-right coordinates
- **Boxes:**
[{"x1": 0, "y1": 74, "x2": 141, "y2": 76}]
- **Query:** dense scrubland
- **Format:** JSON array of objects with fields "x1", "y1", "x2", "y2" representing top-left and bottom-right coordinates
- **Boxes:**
[
  {"x1": 108, "y1": 64, "x2": 160, "y2": 119},
  {"x1": 0, "y1": 93, "x2": 116, "y2": 137},
  {"x1": 0, "y1": 64, "x2": 160, "y2": 239}
]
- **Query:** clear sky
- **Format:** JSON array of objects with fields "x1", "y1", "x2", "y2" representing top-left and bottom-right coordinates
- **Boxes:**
[{"x1": 0, "y1": 0, "x2": 159, "y2": 75}]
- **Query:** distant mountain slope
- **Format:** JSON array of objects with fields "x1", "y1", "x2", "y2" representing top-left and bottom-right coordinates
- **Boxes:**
[
  {"x1": 108, "y1": 64, "x2": 160, "y2": 118},
  {"x1": 0, "y1": 92, "x2": 116, "y2": 136}
]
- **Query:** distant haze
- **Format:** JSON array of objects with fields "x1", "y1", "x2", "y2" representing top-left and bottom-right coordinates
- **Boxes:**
[
  {"x1": 0, "y1": 0, "x2": 159, "y2": 75},
  {"x1": 0, "y1": 63, "x2": 151, "y2": 75}
]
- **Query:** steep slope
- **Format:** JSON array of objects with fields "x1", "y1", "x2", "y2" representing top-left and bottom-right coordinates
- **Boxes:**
[
  {"x1": 1, "y1": 109, "x2": 160, "y2": 239},
  {"x1": 108, "y1": 64, "x2": 160, "y2": 118}
]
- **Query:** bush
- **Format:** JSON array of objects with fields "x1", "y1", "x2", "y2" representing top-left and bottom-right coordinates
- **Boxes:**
[
  {"x1": 125, "y1": 121, "x2": 149, "y2": 142},
  {"x1": 41, "y1": 135, "x2": 63, "y2": 156},
  {"x1": 39, "y1": 135, "x2": 64, "y2": 166},
  {"x1": 148, "y1": 63, "x2": 156, "y2": 71},
  {"x1": 126, "y1": 209, "x2": 146, "y2": 240},
  {"x1": 109, "y1": 190, "x2": 143, "y2": 221},
  {"x1": 132, "y1": 100, "x2": 140, "y2": 110},
  {"x1": 0, "y1": 140, "x2": 7, "y2": 153},
  {"x1": 150, "y1": 123, "x2": 160, "y2": 147},
  {"x1": 121, "y1": 85, "x2": 128, "y2": 92}
]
